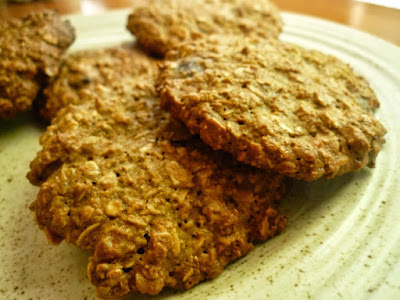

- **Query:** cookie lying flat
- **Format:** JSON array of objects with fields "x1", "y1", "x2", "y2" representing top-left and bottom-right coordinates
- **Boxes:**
[
  {"x1": 28, "y1": 47, "x2": 287, "y2": 298},
  {"x1": 159, "y1": 37, "x2": 386, "y2": 181},
  {"x1": 0, "y1": 10, "x2": 75, "y2": 119},
  {"x1": 39, "y1": 46, "x2": 156, "y2": 121},
  {"x1": 127, "y1": 0, "x2": 282, "y2": 57}
]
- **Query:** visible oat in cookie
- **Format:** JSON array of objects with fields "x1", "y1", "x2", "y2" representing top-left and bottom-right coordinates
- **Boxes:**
[
  {"x1": 28, "y1": 47, "x2": 287, "y2": 298},
  {"x1": 39, "y1": 46, "x2": 157, "y2": 121},
  {"x1": 159, "y1": 36, "x2": 386, "y2": 181},
  {"x1": 0, "y1": 10, "x2": 75, "y2": 119},
  {"x1": 127, "y1": 0, "x2": 282, "y2": 57}
]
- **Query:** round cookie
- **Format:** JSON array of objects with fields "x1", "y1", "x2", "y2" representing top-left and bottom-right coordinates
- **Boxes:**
[
  {"x1": 127, "y1": 0, "x2": 282, "y2": 57},
  {"x1": 0, "y1": 10, "x2": 75, "y2": 119},
  {"x1": 28, "y1": 48, "x2": 287, "y2": 298},
  {"x1": 39, "y1": 46, "x2": 157, "y2": 121},
  {"x1": 158, "y1": 36, "x2": 386, "y2": 181}
]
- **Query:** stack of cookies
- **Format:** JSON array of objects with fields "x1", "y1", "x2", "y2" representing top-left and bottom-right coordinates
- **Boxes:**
[{"x1": 18, "y1": 0, "x2": 387, "y2": 298}]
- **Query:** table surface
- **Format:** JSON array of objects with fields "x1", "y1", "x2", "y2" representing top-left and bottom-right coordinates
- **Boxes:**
[{"x1": 0, "y1": 0, "x2": 400, "y2": 46}]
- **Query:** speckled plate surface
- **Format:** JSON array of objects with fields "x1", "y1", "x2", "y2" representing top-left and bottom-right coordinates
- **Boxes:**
[{"x1": 0, "y1": 10, "x2": 399, "y2": 300}]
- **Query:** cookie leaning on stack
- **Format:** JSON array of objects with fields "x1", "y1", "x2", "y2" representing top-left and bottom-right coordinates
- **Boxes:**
[{"x1": 157, "y1": 36, "x2": 386, "y2": 181}]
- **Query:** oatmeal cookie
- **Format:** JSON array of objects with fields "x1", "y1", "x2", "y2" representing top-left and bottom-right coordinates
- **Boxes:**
[
  {"x1": 158, "y1": 36, "x2": 386, "y2": 181},
  {"x1": 127, "y1": 0, "x2": 282, "y2": 57},
  {"x1": 28, "y1": 48, "x2": 287, "y2": 298},
  {"x1": 0, "y1": 10, "x2": 75, "y2": 119},
  {"x1": 39, "y1": 46, "x2": 156, "y2": 121}
]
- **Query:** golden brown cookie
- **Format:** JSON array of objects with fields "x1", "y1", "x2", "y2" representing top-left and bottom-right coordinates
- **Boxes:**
[
  {"x1": 0, "y1": 10, "x2": 75, "y2": 119},
  {"x1": 158, "y1": 36, "x2": 386, "y2": 181},
  {"x1": 39, "y1": 46, "x2": 156, "y2": 121},
  {"x1": 127, "y1": 0, "x2": 282, "y2": 57},
  {"x1": 28, "y1": 47, "x2": 287, "y2": 298}
]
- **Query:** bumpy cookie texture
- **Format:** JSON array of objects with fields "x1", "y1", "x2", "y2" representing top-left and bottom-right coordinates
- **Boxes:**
[
  {"x1": 0, "y1": 10, "x2": 75, "y2": 119},
  {"x1": 159, "y1": 37, "x2": 386, "y2": 181},
  {"x1": 127, "y1": 0, "x2": 282, "y2": 57},
  {"x1": 39, "y1": 46, "x2": 155, "y2": 121},
  {"x1": 28, "y1": 47, "x2": 287, "y2": 298}
]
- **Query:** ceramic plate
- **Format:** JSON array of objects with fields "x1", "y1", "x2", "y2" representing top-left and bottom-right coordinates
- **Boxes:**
[{"x1": 0, "y1": 9, "x2": 399, "y2": 300}]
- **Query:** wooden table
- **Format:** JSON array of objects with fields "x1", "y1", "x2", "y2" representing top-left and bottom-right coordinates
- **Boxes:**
[{"x1": 1, "y1": 0, "x2": 400, "y2": 46}]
